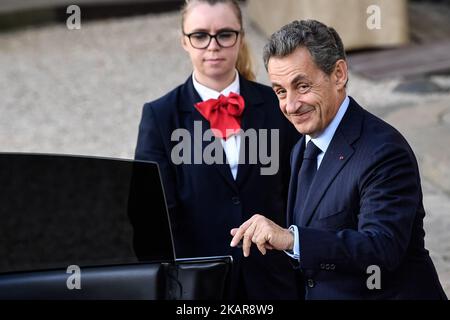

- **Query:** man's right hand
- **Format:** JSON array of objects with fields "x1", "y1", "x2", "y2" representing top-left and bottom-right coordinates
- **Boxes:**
[{"x1": 230, "y1": 214, "x2": 294, "y2": 257}]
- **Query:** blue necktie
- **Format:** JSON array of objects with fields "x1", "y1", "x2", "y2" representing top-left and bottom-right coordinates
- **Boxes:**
[{"x1": 293, "y1": 140, "x2": 321, "y2": 226}]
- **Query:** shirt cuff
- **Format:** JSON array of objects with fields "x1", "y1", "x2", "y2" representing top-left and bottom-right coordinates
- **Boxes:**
[{"x1": 284, "y1": 225, "x2": 300, "y2": 260}]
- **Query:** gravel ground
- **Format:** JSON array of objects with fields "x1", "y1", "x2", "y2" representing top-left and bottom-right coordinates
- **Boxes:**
[{"x1": 1, "y1": 7, "x2": 449, "y2": 297}]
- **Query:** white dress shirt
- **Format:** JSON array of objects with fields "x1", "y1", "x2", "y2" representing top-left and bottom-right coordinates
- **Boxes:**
[
  {"x1": 287, "y1": 96, "x2": 350, "y2": 260},
  {"x1": 192, "y1": 70, "x2": 241, "y2": 180}
]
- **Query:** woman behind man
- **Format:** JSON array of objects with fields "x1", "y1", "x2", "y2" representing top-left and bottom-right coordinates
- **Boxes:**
[{"x1": 135, "y1": 0, "x2": 301, "y2": 299}]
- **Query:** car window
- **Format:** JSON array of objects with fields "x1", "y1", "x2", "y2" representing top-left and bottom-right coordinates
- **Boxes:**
[{"x1": 0, "y1": 154, "x2": 174, "y2": 274}]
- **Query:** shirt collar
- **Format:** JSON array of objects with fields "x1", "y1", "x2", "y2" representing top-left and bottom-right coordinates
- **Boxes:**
[
  {"x1": 192, "y1": 70, "x2": 240, "y2": 101},
  {"x1": 305, "y1": 96, "x2": 350, "y2": 154}
]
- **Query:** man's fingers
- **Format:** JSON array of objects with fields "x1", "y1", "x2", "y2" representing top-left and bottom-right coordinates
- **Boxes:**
[
  {"x1": 230, "y1": 224, "x2": 250, "y2": 247},
  {"x1": 230, "y1": 228, "x2": 244, "y2": 247},
  {"x1": 231, "y1": 216, "x2": 284, "y2": 256},
  {"x1": 254, "y1": 232, "x2": 268, "y2": 256},
  {"x1": 253, "y1": 230, "x2": 272, "y2": 255},
  {"x1": 242, "y1": 223, "x2": 257, "y2": 257},
  {"x1": 229, "y1": 215, "x2": 259, "y2": 247},
  {"x1": 256, "y1": 242, "x2": 267, "y2": 256}
]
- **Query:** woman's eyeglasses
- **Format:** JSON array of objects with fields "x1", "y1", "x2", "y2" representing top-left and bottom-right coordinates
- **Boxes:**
[{"x1": 183, "y1": 30, "x2": 241, "y2": 49}]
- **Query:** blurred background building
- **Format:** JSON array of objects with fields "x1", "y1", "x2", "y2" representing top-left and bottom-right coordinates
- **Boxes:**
[{"x1": 248, "y1": 0, "x2": 409, "y2": 50}]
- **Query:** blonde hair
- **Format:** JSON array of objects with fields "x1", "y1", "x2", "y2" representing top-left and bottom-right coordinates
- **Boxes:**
[{"x1": 181, "y1": 0, "x2": 256, "y2": 81}]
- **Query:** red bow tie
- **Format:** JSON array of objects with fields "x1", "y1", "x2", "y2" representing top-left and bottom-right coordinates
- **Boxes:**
[{"x1": 195, "y1": 92, "x2": 245, "y2": 140}]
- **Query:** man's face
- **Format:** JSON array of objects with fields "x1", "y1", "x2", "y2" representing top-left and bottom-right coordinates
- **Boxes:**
[{"x1": 268, "y1": 47, "x2": 345, "y2": 138}]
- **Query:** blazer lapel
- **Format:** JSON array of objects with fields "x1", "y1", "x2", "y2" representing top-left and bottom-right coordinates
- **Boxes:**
[
  {"x1": 181, "y1": 77, "x2": 238, "y2": 192},
  {"x1": 286, "y1": 138, "x2": 305, "y2": 226},
  {"x1": 299, "y1": 99, "x2": 363, "y2": 227},
  {"x1": 299, "y1": 132, "x2": 354, "y2": 226},
  {"x1": 236, "y1": 77, "x2": 265, "y2": 186}
]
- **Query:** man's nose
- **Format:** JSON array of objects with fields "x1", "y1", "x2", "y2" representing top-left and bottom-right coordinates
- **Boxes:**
[{"x1": 285, "y1": 92, "x2": 300, "y2": 114}]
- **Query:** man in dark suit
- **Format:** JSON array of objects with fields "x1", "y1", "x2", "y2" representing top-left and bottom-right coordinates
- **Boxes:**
[{"x1": 230, "y1": 19, "x2": 447, "y2": 299}]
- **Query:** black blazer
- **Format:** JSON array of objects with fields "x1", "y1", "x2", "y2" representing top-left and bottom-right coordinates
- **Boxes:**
[
  {"x1": 136, "y1": 76, "x2": 301, "y2": 299},
  {"x1": 288, "y1": 97, "x2": 447, "y2": 299}
]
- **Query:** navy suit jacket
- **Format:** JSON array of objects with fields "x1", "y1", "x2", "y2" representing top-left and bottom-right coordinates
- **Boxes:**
[
  {"x1": 288, "y1": 97, "x2": 447, "y2": 299},
  {"x1": 135, "y1": 76, "x2": 301, "y2": 299}
]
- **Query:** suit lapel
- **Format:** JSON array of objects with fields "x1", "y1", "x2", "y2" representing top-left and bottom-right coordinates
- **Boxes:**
[
  {"x1": 299, "y1": 98, "x2": 363, "y2": 227},
  {"x1": 236, "y1": 77, "x2": 265, "y2": 186},
  {"x1": 181, "y1": 77, "x2": 238, "y2": 192},
  {"x1": 286, "y1": 138, "x2": 305, "y2": 226},
  {"x1": 299, "y1": 132, "x2": 354, "y2": 226}
]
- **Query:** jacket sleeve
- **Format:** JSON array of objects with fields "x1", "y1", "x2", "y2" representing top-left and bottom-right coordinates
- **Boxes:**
[{"x1": 135, "y1": 103, "x2": 178, "y2": 216}]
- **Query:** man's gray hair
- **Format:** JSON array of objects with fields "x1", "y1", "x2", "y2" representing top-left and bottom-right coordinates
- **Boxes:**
[{"x1": 263, "y1": 19, "x2": 346, "y2": 75}]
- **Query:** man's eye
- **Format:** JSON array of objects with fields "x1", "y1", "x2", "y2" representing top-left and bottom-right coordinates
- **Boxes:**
[
  {"x1": 298, "y1": 84, "x2": 311, "y2": 93},
  {"x1": 275, "y1": 89, "x2": 286, "y2": 98}
]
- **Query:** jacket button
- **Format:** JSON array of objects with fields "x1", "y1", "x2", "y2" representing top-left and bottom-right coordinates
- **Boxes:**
[
  {"x1": 231, "y1": 196, "x2": 241, "y2": 205},
  {"x1": 325, "y1": 264, "x2": 330, "y2": 270},
  {"x1": 307, "y1": 279, "x2": 315, "y2": 288},
  {"x1": 320, "y1": 263, "x2": 325, "y2": 270},
  {"x1": 330, "y1": 264, "x2": 336, "y2": 270}
]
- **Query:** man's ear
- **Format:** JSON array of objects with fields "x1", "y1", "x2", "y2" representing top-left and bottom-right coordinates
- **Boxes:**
[{"x1": 333, "y1": 59, "x2": 348, "y2": 90}]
